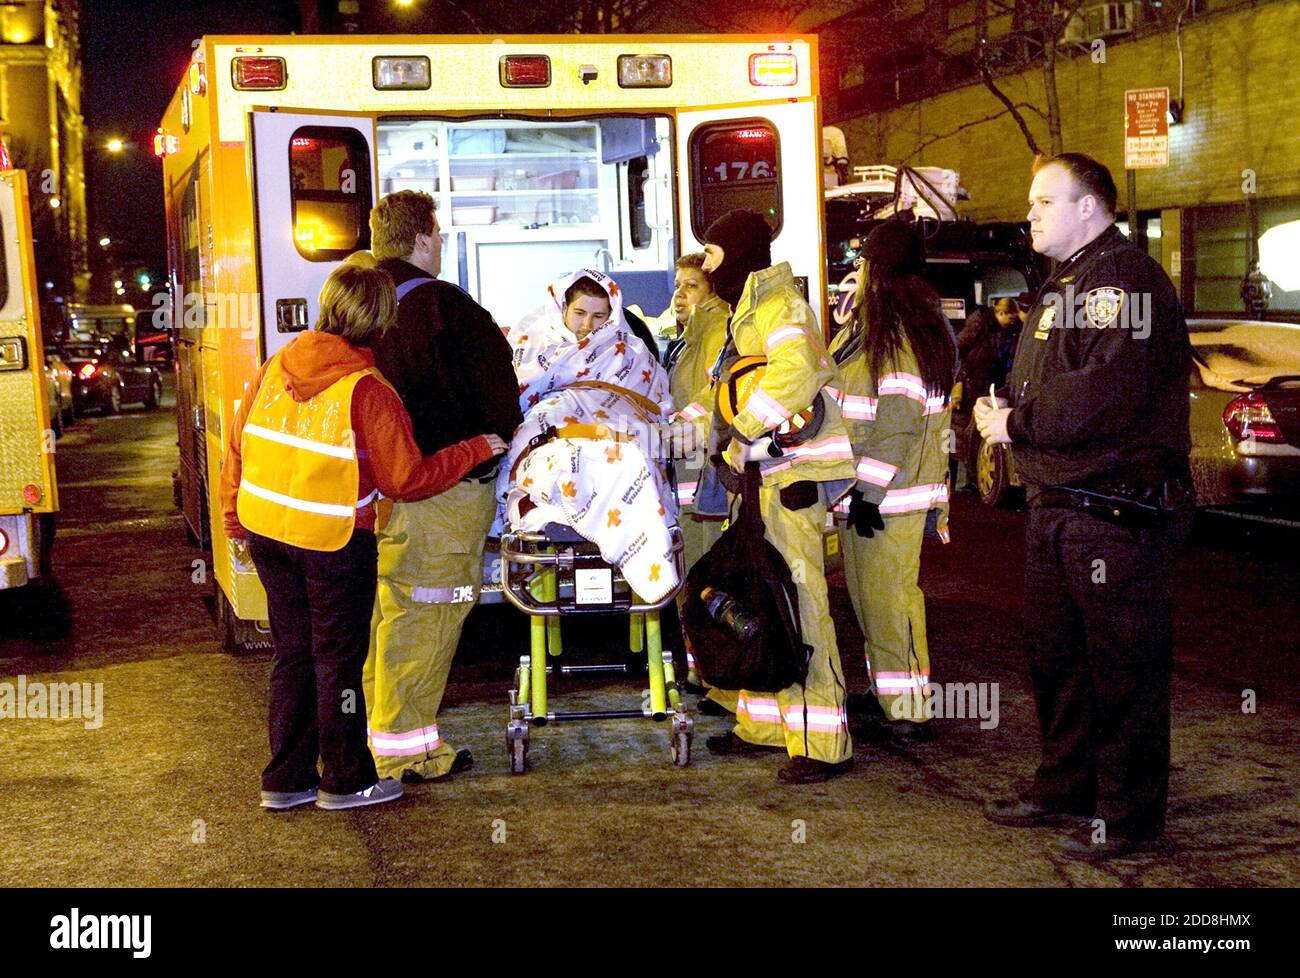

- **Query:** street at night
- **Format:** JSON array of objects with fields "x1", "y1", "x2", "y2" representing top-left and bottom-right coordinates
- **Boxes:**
[
  {"x1": 1, "y1": 0, "x2": 1298, "y2": 957},
  {"x1": 2, "y1": 376, "x2": 1295, "y2": 888}
]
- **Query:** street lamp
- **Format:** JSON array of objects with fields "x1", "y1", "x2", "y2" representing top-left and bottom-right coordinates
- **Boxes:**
[
  {"x1": 105, "y1": 138, "x2": 125, "y2": 153},
  {"x1": 99, "y1": 236, "x2": 112, "y2": 248},
  {"x1": 49, "y1": 196, "x2": 61, "y2": 209}
]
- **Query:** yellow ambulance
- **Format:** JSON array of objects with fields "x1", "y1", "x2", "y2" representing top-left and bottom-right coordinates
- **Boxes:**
[
  {"x1": 0, "y1": 154, "x2": 59, "y2": 596},
  {"x1": 157, "y1": 33, "x2": 828, "y2": 651}
]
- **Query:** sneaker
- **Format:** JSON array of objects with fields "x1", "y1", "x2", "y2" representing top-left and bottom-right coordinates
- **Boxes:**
[
  {"x1": 705, "y1": 731, "x2": 784, "y2": 756},
  {"x1": 316, "y1": 778, "x2": 404, "y2": 810},
  {"x1": 777, "y1": 755, "x2": 854, "y2": 784},
  {"x1": 260, "y1": 788, "x2": 318, "y2": 810}
]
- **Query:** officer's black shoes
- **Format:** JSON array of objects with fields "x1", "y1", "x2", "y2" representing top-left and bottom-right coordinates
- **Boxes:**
[
  {"x1": 1052, "y1": 824, "x2": 1167, "y2": 862},
  {"x1": 777, "y1": 755, "x2": 854, "y2": 785},
  {"x1": 984, "y1": 795, "x2": 1092, "y2": 827},
  {"x1": 696, "y1": 697, "x2": 732, "y2": 717},
  {"x1": 402, "y1": 748, "x2": 474, "y2": 784},
  {"x1": 705, "y1": 731, "x2": 784, "y2": 756}
]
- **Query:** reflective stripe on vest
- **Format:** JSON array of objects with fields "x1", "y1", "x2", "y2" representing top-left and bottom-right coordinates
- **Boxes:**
[{"x1": 237, "y1": 358, "x2": 383, "y2": 552}]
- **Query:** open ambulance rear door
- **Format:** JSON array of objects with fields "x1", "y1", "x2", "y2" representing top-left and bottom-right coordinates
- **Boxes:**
[
  {"x1": 251, "y1": 109, "x2": 377, "y2": 360},
  {"x1": 0, "y1": 166, "x2": 58, "y2": 590},
  {"x1": 676, "y1": 98, "x2": 825, "y2": 322}
]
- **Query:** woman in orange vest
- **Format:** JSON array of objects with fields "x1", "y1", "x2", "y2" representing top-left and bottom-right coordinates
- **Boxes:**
[{"x1": 220, "y1": 254, "x2": 506, "y2": 812}]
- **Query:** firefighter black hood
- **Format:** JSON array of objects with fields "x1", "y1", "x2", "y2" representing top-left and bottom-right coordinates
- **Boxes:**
[{"x1": 704, "y1": 209, "x2": 773, "y2": 309}]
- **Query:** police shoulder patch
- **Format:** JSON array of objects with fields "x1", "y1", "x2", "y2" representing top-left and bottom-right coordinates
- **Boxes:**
[{"x1": 1084, "y1": 286, "x2": 1125, "y2": 328}]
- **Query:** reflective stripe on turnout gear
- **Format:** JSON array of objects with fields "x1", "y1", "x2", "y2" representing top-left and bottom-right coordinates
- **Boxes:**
[{"x1": 369, "y1": 723, "x2": 442, "y2": 756}]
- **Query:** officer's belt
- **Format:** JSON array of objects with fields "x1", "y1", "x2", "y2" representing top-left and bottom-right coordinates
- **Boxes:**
[{"x1": 1034, "y1": 479, "x2": 1188, "y2": 529}]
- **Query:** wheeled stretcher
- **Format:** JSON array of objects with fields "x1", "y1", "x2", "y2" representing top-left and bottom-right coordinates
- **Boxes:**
[{"x1": 494, "y1": 522, "x2": 691, "y2": 773}]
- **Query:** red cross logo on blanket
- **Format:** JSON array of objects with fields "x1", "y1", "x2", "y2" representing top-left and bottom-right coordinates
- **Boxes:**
[
  {"x1": 608, "y1": 281, "x2": 620, "y2": 297},
  {"x1": 561, "y1": 481, "x2": 577, "y2": 497},
  {"x1": 607, "y1": 509, "x2": 622, "y2": 527},
  {"x1": 615, "y1": 341, "x2": 626, "y2": 354},
  {"x1": 649, "y1": 563, "x2": 661, "y2": 582}
]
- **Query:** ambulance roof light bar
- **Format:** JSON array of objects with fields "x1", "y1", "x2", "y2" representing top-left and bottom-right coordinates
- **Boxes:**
[{"x1": 500, "y1": 55, "x2": 550, "y2": 88}]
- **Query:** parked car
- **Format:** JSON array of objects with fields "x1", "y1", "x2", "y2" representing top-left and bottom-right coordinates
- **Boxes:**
[
  {"x1": 43, "y1": 351, "x2": 75, "y2": 435},
  {"x1": 968, "y1": 319, "x2": 1300, "y2": 519},
  {"x1": 61, "y1": 339, "x2": 164, "y2": 415}
]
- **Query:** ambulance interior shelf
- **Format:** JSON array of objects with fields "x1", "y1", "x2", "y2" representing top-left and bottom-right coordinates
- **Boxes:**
[{"x1": 376, "y1": 116, "x2": 674, "y2": 336}]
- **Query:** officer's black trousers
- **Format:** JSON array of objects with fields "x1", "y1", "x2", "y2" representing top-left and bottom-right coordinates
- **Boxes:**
[
  {"x1": 1022, "y1": 505, "x2": 1192, "y2": 839},
  {"x1": 249, "y1": 529, "x2": 380, "y2": 796}
]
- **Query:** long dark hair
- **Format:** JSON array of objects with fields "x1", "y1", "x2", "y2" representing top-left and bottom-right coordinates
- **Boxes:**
[{"x1": 854, "y1": 272, "x2": 956, "y2": 399}]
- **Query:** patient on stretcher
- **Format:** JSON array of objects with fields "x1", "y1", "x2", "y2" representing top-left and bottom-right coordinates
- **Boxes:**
[{"x1": 495, "y1": 269, "x2": 680, "y2": 602}]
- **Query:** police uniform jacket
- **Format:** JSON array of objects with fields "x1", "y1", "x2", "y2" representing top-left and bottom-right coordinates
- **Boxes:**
[{"x1": 1006, "y1": 224, "x2": 1192, "y2": 493}]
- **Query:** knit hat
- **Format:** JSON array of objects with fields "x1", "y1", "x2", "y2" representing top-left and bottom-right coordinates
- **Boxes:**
[
  {"x1": 862, "y1": 220, "x2": 926, "y2": 279},
  {"x1": 703, "y1": 209, "x2": 773, "y2": 308}
]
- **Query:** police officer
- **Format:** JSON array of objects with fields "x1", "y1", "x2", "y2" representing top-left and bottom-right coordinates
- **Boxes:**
[{"x1": 975, "y1": 153, "x2": 1194, "y2": 860}]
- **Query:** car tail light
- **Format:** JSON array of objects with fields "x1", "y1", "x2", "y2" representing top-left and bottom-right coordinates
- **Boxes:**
[
  {"x1": 232, "y1": 56, "x2": 286, "y2": 91},
  {"x1": 1223, "y1": 391, "x2": 1286, "y2": 443},
  {"x1": 499, "y1": 55, "x2": 550, "y2": 88},
  {"x1": 749, "y1": 52, "x2": 798, "y2": 86},
  {"x1": 617, "y1": 54, "x2": 672, "y2": 88},
  {"x1": 78, "y1": 363, "x2": 98, "y2": 380},
  {"x1": 23, "y1": 484, "x2": 42, "y2": 505}
]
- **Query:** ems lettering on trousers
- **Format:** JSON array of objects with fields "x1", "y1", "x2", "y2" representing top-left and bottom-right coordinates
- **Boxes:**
[{"x1": 363, "y1": 479, "x2": 497, "y2": 780}]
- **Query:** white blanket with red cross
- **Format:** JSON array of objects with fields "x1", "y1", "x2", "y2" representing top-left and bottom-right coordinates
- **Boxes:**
[{"x1": 494, "y1": 270, "x2": 679, "y2": 603}]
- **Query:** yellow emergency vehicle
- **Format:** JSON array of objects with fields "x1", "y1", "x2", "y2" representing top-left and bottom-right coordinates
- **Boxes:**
[
  {"x1": 0, "y1": 152, "x2": 59, "y2": 596},
  {"x1": 158, "y1": 33, "x2": 829, "y2": 651}
]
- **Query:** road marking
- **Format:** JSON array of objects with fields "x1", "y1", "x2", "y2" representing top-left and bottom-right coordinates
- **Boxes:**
[
  {"x1": 57, "y1": 515, "x2": 184, "y2": 539},
  {"x1": 1201, "y1": 507, "x2": 1300, "y2": 529}
]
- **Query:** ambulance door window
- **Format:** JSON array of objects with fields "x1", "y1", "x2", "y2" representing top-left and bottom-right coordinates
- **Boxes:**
[
  {"x1": 288, "y1": 127, "x2": 373, "y2": 260},
  {"x1": 688, "y1": 120, "x2": 782, "y2": 240}
]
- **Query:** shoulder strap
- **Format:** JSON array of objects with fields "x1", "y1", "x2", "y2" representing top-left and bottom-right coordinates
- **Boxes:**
[{"x1": 394, "y1": 276, "x2": 436, "y2": 302}]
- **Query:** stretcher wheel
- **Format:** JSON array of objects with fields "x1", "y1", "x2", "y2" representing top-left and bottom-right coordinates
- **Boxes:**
[
  {"x1": 507, "y1": 724, "x2": 529, "y2": 775},
  {"x1": 670, "y1": 716, "x2": 693, "y2": 767}
]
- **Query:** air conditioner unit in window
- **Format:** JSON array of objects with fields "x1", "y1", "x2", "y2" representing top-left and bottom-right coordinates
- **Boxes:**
[
  {"x1": 1085, "y1": 2, "x2": 1135, "y2": 38},
  {"x1": 1062, "y1": 2, "x2": 1135, "y2": 45}
]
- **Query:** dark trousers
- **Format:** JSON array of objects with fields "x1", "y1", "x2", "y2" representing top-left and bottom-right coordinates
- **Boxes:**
[
  {"x1": 1022, "y1": 504, "x2": 1192, "y2": 839},
  {"x1": 248, "y1": 530, "x2": 380, "y2": 795}
]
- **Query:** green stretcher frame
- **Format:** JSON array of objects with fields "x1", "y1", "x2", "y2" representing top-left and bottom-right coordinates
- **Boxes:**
[{"x1": 499, "y1": 526, "x2": 692, "y2": 773}]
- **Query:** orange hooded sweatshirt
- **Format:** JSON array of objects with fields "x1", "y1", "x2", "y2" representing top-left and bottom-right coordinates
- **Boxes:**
[{"x1": 221, "y1": 331, "x2": 495, "y2": 541}]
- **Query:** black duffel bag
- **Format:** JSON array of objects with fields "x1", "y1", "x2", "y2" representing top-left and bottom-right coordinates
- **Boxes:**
[{"x1": 682, "y1": 463, "x2": 810, "y2": 693}]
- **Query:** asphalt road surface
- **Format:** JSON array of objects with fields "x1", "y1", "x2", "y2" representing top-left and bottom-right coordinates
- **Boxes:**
[{"x1": 2, "y1": 379, "x2": 1296, "y2": 887}]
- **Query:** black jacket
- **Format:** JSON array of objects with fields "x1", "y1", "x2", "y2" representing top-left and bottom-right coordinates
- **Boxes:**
[
  {"x1": 1006, "y1": 225, "x2": 1191, "y2": 491},
  {"x1": 372, "y1": 260, "x2": 523, "y2": 477}
]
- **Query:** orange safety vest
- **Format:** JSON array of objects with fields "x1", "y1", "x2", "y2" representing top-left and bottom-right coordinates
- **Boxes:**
[{"x1": 236, "y1": 357, "x2": 385, "y2": 552}]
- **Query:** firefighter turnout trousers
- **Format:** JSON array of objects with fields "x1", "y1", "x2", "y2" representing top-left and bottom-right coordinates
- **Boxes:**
[
  {"x1": 840, "y1": 511, "x2": 932, "y2": 722},
  {"x1": 731, "y1": 483, "x2": 852, "y2": 763},
  {"x1": 363, "y1": 479, "x2": 496, "y2": 779}
]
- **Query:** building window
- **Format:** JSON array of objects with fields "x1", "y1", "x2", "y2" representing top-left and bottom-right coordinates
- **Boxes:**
[
  {"x1": 688, "y1": 119, "x2": 782, "y2": 241},
  {"x1": 288, "y1": 126, "x2": 372, "y2": 261}
]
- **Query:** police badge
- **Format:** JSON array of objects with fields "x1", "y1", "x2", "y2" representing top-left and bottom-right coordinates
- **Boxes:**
[
  {"x1": 1084, "y1": 287, "x2": 1124, "y2": 329},
  {"x1": 1033, "y1": 303, "x2": 1057, "y2": 340}
]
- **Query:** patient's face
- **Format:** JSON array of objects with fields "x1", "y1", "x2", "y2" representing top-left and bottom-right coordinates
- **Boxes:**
[{"x1": 564, "y1": 294, "x2": 612, "y2": 340}]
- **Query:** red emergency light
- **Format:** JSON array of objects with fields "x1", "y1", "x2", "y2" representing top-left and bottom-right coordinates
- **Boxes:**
[
  {"x1": 232, "y1": 56, "x2": 287, "y2": 91},
  {"x1": 500, "y1": 55, "x2": 551, "y2": 88},
  {"x1": 153, "y1": 129, "x2": 180, "y2": 157}
]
